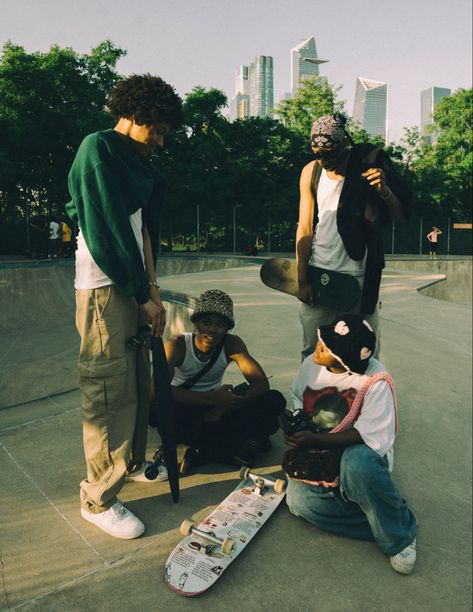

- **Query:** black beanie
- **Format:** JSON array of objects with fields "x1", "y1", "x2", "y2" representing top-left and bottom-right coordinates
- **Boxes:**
[{"x1": 318, "y1": 314, "x2": 376, "y2": 374}]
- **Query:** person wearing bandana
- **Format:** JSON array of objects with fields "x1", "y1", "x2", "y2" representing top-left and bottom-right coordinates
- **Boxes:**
[{"x1": 296, "y1": 114, "x2": 412, "y2": 359}]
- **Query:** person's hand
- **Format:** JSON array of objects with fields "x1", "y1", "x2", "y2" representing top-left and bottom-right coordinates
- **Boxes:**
[
  {"x1": 285, "y1": 430, "x2": 318, "y2": 448},
  {"x1": 297, "y1": 281, "x2": 314, "y2": 305},
  {"x1": 139, "y1": 299, "x2": 166, "y2": 337},
  {"x1": 212, "y1": 385, "x2": 245, "y2": 409},
  {"x1": 361, "y1": 167, "x2": 390, "y2": 199}
]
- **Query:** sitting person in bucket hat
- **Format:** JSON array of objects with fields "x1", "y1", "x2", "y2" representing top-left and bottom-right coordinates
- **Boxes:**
[
  {"x1": 284, "y1": 314, "x2": 417, "y2": 575},
  {"x1": 164, "y1": 289, "x2": 286, "y2": 472}
]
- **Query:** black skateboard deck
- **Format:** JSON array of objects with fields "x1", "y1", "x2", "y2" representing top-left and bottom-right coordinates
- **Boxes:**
[{"x1": 129, "y1": 328, "x2": 179, "y2": 503}]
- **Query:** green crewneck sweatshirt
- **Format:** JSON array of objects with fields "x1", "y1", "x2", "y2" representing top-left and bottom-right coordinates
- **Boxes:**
[{"x1": 66, "y1": 129, "x2": 166, "y2": 304}]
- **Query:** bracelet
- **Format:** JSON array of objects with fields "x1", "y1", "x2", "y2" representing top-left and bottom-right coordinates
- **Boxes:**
[
  {"x1": 380, "y1": 187, "x2": 392, "y2": 200},
  {"x1": 147, "y1": 281, "x2": 160, "y2": 288}
]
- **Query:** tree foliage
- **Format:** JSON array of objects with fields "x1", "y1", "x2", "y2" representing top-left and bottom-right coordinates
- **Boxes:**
[
  {"x1": 393, "y1": 89, "x2": 473, "y2": 218},
  {"x1": 275, "y1": 76, "x2": 343, "y2": 138},
  {"x1": 0, "y1": 40, "x2": 124, "y2": 252},
  {"x1": 0, "y1": 39, "x2": 471, "y2": 255}
]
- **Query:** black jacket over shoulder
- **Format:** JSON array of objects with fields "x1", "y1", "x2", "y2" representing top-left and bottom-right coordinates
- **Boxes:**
[{"x1": 311, "y1": 143, "x2": 412, "y2": 314}]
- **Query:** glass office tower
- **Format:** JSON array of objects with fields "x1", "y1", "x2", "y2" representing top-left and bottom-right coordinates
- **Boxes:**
[
  {"x1": 420, "y1": 86, "x2": 451, "y2": 144},
  {"x1": 248, "y1": 55, "x2": 274, "y2": 117},
  {"x1": 291, "y1": 36, "x2": 328, "y2": 95},
  {"x1": 230, "y1": 57, "x2": 273, "y2": 119},
  {"x1": 353, "y1": 77, "x2": 388, "y2": 143},
  {"x1": 229, "y1": 65, "x2": 251, "y2": 120}
]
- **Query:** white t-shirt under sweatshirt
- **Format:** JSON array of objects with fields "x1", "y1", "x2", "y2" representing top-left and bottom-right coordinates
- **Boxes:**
[{"x1": 74, "y1": 209, "x2": 145, "y2": 290}]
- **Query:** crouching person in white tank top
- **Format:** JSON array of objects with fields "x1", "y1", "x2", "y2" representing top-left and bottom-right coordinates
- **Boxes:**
[{"x1": 164, "y1": 289, "x2": 286, "y2": 473}]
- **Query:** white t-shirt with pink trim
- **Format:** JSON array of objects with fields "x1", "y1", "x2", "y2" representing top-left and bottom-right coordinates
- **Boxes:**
[{"x1": 290, "y1": 357, "x2": 396, "y2": 470}]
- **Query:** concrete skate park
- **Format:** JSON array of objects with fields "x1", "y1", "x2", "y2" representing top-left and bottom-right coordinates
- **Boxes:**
[{"x1": 0, "y1": 254, "x2": 471, "y2": 611}]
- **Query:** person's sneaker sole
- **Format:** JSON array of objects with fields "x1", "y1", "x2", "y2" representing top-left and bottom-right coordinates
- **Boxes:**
[{"x1": 80, "y1": 508, "x2": 145, "y2": 540}]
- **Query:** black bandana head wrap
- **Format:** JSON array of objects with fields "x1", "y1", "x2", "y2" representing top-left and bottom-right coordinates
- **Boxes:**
[{"x1": 310, "y1": 114, "x2": 348, "y2": 149}]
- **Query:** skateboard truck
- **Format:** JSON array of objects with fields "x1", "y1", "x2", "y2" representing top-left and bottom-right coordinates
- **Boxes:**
[
  {"x1": 180, "y1": 520, "x2": 236, "y2": 556},
  {"x1": 240, "y1": 467, "x2": 286, "y2": 496}
]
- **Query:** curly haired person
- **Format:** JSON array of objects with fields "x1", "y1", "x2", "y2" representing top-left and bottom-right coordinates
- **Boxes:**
[{"x1": 66, "y1": 74, "x2": 182, "y2": 539}]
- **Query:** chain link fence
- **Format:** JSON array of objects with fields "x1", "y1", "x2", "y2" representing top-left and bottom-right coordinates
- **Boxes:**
[{"x1": 1, "y1": 212, "x2": 471, "y2": 259}]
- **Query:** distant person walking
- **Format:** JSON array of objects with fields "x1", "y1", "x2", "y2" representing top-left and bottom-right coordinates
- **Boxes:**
[
  {"x1": 426, "y1": 226, "x2": 442, "y2": 258},
  {"x1": 296, "y1": 114, "x2": 412, "y2": 360},
  {"x1": 48, "y1": 218, "x2": 60, "y2": 259},
  {"x1": 66, "y1": 74, "x2": 182, "y2": 540},
  {"x1": 60, "y1": 219, "x2": 73, "y2": 258}
]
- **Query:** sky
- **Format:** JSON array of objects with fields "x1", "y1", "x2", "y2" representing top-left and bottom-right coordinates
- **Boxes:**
[{"x1": 1, "y1": 0, "x2": 471, "y2": 142}]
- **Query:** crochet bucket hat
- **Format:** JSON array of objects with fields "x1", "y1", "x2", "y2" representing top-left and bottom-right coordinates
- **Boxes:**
[
  {"x1": 190, "y1": 289, "x2": 235, "y2": 329},
  {"x1": 317, "y1": 314, "x2": 376, "y2": 374}
]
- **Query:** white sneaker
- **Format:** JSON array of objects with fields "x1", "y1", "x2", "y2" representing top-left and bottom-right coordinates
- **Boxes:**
[
  {"x1": 389, "y1": 538, "x2": 416, "y2": 574},
  {"x1": 80, "y1": 501, "x2": 145, "y2": 539},
  {"x1": 126, "y1": 460, "x2": 168, "y2": 483}
]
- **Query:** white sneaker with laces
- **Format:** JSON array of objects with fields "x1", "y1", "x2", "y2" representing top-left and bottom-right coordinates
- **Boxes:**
[
  {"x1": 126, "y1": 460, "x2": 168, "y2": 483},
  {"x1": 80, "y1": 501, "x2": 145, "y2": 539},
  {"x1": 389, "y1": 538, "x2": 416, "y2": 574}
]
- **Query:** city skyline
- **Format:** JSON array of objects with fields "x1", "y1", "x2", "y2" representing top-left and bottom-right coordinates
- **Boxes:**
[{"x1": 1, "y1": 0, "x2": 471, "y2": 142}]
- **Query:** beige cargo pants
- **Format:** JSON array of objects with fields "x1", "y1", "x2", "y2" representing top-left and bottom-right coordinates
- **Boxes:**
[{"x1": 76, "y1": 286, "x2": 150, "y2": 513}]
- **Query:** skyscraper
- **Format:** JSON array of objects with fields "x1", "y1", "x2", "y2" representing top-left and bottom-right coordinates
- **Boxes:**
[
  {"x1": 229, "y1": 65, "x2": 251, "y2": 121},
  {"x1": 420, "y1": 86, "x2": 451, "y2": 144},
  {"x1": 248, "y1": 55, "x2": 274, "y2": 117},
  {"x1": 353, "y1": 77, "x2": 388, "y2": 143},
  {"x1": 229, "y1": 56, "x2": 274, "y2": 120},
  {"x1": 291, "y1": 37, "x2": 328, "y2": 95}
]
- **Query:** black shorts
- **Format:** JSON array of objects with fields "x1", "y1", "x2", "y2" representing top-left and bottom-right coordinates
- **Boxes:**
[{"x1": 430, "y1": 243, "x2": 438, "y2": 252}]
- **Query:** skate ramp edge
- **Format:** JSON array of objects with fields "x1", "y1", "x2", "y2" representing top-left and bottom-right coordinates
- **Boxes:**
[
  {"x1": 385, "y1": 258, "x2": 472, "y2": 305},
  {"x1": 0, "y1": 264, "x2": 198, "y2": 409}
]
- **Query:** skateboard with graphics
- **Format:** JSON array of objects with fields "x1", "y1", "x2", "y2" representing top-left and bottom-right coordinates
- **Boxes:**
[{"x1": 164, "y1": 467, "x2": 286, "y2": 596}]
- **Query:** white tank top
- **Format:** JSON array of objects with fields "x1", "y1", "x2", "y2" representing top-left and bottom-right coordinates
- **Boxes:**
[
  {"x1": 171, "y1": 332, "x2": 229, "y2": 392},
  {"x1": 309, "y1": 169, "x2": 366, "y2": 276}
]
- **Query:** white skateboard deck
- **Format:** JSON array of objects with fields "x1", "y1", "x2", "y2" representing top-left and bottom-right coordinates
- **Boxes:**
[{"x1": 164, "y1": 470, "x2": 286, "y2": 596}]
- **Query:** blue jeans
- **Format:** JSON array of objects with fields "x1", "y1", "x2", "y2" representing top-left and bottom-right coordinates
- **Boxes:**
[{"x1": 286, "y1": 444, "x2": 416, "y2": 555}]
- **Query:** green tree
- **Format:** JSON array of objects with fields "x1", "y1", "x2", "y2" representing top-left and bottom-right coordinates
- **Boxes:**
[
  {"x1": 275, "y1": 76, "x2": 343, "y2": 139},
  {"x1": 158, "y1": 88, "x2": 308, "y2": 252},
  {"x1": 395, "y1": 89, "x2": 473, "y2": 219},
  {"x1": 427, "y1": 88, "x2": 472, "y2": 218},
  {"x1": 156, "y1": 86, "x2": 232, "y2": 249},
  {"x1": 0, "y1": 40, "x2": 125, "y2": 254}
]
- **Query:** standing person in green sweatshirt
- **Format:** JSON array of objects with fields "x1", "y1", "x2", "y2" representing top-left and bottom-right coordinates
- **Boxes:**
[{"x1": 66, "y1": 74, "x2": 182, "y2": 540}]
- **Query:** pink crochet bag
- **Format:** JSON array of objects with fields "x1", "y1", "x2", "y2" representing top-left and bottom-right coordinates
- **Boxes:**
[{"x1": 282, "y1": 373, "x2": 397, "y2": 487}]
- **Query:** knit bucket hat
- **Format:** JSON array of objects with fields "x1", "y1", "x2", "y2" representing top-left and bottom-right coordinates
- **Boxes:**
[
  {"x1": 190, "y1": 289, "x2": 235, "y2": 329},
  {"x1": 317, "y1": 314, "x2": 376, "y2": 374}
]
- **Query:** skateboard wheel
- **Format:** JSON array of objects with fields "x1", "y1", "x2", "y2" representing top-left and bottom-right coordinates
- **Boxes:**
[
  {"x1": 144, "y1": 465, "x2": 158, "y2": 480},
  {"x1": 274, "y1": 479, "x2": 286, "y2": 494},
  {"x1": 221, "y1": 537, "x2": 235, "y2": 555},
  {"x1": 180, "y1": 519, "x2": 195, "y2": 537},
  {"x1": 240, "y1": 466, "x2": 250, "y2": 480}
]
